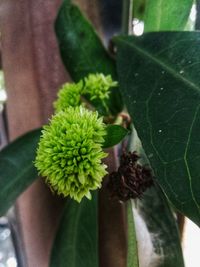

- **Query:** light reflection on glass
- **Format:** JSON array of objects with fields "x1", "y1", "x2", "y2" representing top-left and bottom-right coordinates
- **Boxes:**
[{"x1": 0, "y1": 217, "x2": 17, "y2": 267}]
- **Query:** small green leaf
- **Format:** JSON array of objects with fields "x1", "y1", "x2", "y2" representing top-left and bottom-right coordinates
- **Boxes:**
[
  {"x1": 0, "y1": 129, "x2": 41, "y2": 216},
  {"x1": 55, "y1": 0, "x2": 123, "y2": 115},
  {"x1": 127, "y1": 201, "x2": 139, "y2": 267},
  {"x1": 144, "y1": 0, "x2": 193, "y2": 31},
  {"x1": 116, "y1": 32, "x2": 200, "y2": 226},
  {"x1": 50, "y1": 192, "x2": 98, "y2": 267},
  {"x1": 103, "y1": 125, "x2": 129, "y2": 148}
]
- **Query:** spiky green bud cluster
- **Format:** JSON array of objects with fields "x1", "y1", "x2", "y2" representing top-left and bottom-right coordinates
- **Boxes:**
[
  {"x1": 35, "y1": 73, "x2": 117, "y2": 202},
  {"x1": 54, "y1": 81, "x2": 83, "y2": 113},
  {"x1": 83, "y1": 73, "x2": 118, "y2": 101},
  {"x1": 53, "y1": 73, "x2": 117, "y2": 113},
  {"x1": 35, "y1": 106, "x2": 107, "y2": 202}
]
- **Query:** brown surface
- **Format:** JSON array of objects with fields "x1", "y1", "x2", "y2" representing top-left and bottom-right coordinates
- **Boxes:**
[
  {"x1": 99, "y1": 148, "x2": 127, "y2": 267},
  {"x1": 0, "y1": 1, "x2": 68, "y2": 266}
]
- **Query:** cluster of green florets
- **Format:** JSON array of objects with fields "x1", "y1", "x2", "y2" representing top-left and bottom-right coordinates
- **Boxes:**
[
  {"x1": 35, "y1": 106, "x2": 107, "y2": 202},
  {"x1": 54, "y1": 73, "x2": 118, "y2": 112},
  {"x1": 84, "y1": 73, "x2": 118, "y2": 101},
  {"x1": 35, "y1": 73, "x2": 117, "y2": 202},
  {"x1": 54, "y1": 81, "x2": 83, "y2": 112}
]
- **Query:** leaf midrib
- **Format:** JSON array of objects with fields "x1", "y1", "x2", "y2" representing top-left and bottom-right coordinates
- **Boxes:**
[
  {"x1": 118, "y1": 37, "x2": 200, "y2": 94},
  {"x1": 118, "y1": 37, "x2": 200, "y2": 219}
]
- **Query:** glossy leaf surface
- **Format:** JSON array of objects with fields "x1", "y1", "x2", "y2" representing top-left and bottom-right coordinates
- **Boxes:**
[
  {"x1": 116, "y1": 32, "x2": 200, "y2": 226},
  {"x1": 55, "y1": 0, "x2": 122, "y2": 115},
  {"x1": 50, "y1": 192, "x2": 98, "y2": 267},
  {"x1": 144, "y1": 0, "x2": 193, "y2": 31},
  {"x1": 103, "y1": 125, "x2": 129, "y2": 148},
  {"x1": 0, "y1": 129, "x2": 41, "y2": 216}
]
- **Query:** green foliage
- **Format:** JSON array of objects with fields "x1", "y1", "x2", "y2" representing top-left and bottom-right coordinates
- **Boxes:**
[
  {"x1": 132, "y1": 0, "x2": 193, "y2": 31},
  {"x1": 55, "y1": 0, "x2": 123, "y2": 115},
  {"x1": 144, "y1": 0, "x2": 194, "y2": 31},
  {"x1": 54, "y1": 73, "x2": 118, "y2": 113},
  {"x1": 35, "y1": 106, "x2": 107, "y2": 202},
  {"x1": 127, "y1": 201, "x2": 139, "y2": 267},
  {"x1": 50, "y1": 192, "x2": 98, "y2": 267},
  {"x1": 0, "y1": 129, "x2": 41, "y2": 216},
  {"x1": 116, "y1": 32, "x2": 200, "y2": 226},
  {"x1": 132, "y1": 0, "x2": 146, "y2": 20},
  {"x1": 103, "y1": 125, "x2": 129, "y2": 148}
]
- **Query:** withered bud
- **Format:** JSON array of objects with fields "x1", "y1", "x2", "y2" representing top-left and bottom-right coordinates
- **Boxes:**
[{"x1": 107, "y1": 151, "x2": 153, "y2": 201}]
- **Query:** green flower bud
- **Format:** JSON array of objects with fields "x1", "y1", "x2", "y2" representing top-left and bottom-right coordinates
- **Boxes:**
[
  {"x1": 35, "y1": 106, "x2": 108, "y2": 202},
  {"x1": 83, "y1": 73, "x2": 118, "y2": 101},
  {"x1": 54, "y1": 81, "x2": 83, "y2": 112}
]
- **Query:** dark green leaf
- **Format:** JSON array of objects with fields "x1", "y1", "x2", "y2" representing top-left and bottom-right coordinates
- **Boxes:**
[
  {"x1": 50, "y1": 192, "x2": 98, "y2": 267},
  {"x1": 144, "y1": 0, "x2": 193, "y2": 31},
  {"x1": 103, "y1": 125, "x2": 129, "y2": 148},
  {"x1": 127, "y1": 201, "x2": 139, "y2": 267},
  {"x1": 0, "y1": 129, "x2": 41, "y2": 216},
  {"x1": 55, "y1": 0, "x2": 123, "y2": 115},
  {"x1": 116, "y1": 32, "x2": 200, "y2": 226}
]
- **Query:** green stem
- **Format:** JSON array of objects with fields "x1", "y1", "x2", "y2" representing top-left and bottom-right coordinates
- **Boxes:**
[
  {"x1": 127, "y1": 200, "x2": 139, "y2": 267},
  {"x1": 122, "y1": 0, "x2": 134, "y2": 34}
]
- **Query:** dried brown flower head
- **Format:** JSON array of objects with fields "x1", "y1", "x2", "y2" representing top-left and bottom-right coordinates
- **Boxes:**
[{"x1": 107, "y1": 151, "x2": 153, "y2": 201}]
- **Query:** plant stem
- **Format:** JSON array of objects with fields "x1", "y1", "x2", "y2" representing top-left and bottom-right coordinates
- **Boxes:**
[
  {"x1": 122, "y1": 0, "x2": 134, "y2": 34},
  {"x1": 127, "y1": 200, "x2": 139, "y2": 267}
]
